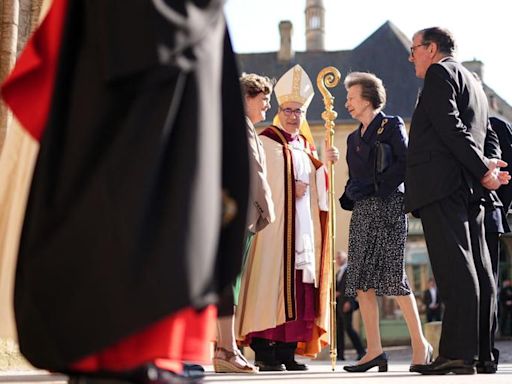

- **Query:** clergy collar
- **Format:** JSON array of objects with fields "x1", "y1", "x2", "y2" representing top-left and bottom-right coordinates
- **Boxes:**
[{"x1": 275, "y1": 126, "x2": 300, "y2": 143}]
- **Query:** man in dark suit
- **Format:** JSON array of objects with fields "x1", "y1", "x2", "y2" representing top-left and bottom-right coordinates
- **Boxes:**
[
  {"x1": 482, "y1": 116, "x2": 512, "y2": 371},
  {"x1": 483, "y1": 124, "x2": 510, "y2": 282},
  {"x1": 335, "y1": 251, "x2": 365, "y2": 361},
  {"x1": 405, "y1": 27, "x2": 510, "y2": 375},
  {"x1": 423, "y1": 278, "x2": 442, "y2": 322},
  {"x1": 490, "y1": 117, "x2": 512, "y2": 215}
]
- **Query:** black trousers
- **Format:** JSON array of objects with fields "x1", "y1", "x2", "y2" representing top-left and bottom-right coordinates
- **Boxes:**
[
  {"x1": 485, "y1": 231, "x2": 500, "y2": 356},
  {"x1": 426, "y1": 307, "x2": 442, "y2": 323},
  {"x1": 336, "y1": 310, "x2": 365, "y2": 358},
  {"x1": 500, "y1": 307, "x2": 512, "y2": 336},
  {"x1": 419, "y1": 188, "x2": 496, "y2": 362}
]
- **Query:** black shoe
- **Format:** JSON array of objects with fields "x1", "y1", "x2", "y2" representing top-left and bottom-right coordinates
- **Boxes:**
[
  {"x1": 476, "y1": 347, "x2": 499, "y2": 373},
  {"x1": 140, "y1": 365, "x2": 204, "y2": 383},
  {"x1": 412, "y1": 356, "x2": 475, "y2": 375},
  {"x1": 476, "y1": 360, "x2": 497, "y2": 374},
  {"x1": 182, "y1": 364, "x2": 205, "y2": 379},
  {"x1": 283, "y1": 360, "x2": 308, "y2": 371},
  {"x1": 343, "y1": 352, "x2": 388, "y2": 373},
  {"x1": 410, "y1": 344, "x2": 433, "y2": 372},
  {"x1": 68, "y1": 363, "x2": 203, "y2": 384},
  {"x1": 68, "y1": 376, "x2": 134, "y2": 384},
  {"x1": 337, "y1": 356, "x2": 346, "y2": 361},
  {"x1": 493, "y1": 347, "x2": 500, "y2": 365},
  {"x1": 254, "y1": 361, "x2": 286, "y2": 372}
]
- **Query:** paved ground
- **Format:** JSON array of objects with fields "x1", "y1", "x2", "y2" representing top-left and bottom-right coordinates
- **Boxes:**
[{"x1": 1, "y1": 341, "x2": 511, "y2": 383}]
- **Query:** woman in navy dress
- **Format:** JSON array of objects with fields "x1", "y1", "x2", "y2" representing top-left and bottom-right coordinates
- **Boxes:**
[{"x1": 341, "y1": 72, "x2": 431, "y2": 373}]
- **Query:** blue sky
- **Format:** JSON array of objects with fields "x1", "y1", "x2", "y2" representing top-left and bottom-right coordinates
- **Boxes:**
[{"x1": 225, "y1": 0, "x2": 511, "y2": 106}]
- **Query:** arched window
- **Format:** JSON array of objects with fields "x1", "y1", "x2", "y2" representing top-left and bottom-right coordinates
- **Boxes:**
[{"x1": 309, "y1": 14, "x2": 320, "y2": 29}]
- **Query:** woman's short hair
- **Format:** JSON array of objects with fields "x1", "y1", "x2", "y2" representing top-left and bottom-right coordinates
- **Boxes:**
[
  {"x1": 239, "y1": 73, "x2": 275, "y2": 98},
  {"x1": 344, "y1": 72, "x2": 386, "y2": 110},
  {"x1": 418, "y1": 27, "x2": 456, "y2": 56}
]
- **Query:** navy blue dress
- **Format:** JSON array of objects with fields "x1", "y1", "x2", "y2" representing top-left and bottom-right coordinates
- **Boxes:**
[{"x1": 344, "y1": 112, "x2": 411, "y2": 297}]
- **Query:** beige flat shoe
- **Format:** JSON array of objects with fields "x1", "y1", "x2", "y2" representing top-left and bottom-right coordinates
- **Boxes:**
[{"x1": 213, "y1": 347, "x2": 259, "y2": 373}]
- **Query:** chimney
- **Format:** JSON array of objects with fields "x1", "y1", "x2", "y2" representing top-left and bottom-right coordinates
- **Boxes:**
[
  {"x1": 462, "y1": 59, "x2": 484, "y2": 82},
  {"x1": 278, "y1": 20, "x2": 294, "y2": 62},
  {"x1": 305, "y1": 0, "x2": 325, "y2": 51}
]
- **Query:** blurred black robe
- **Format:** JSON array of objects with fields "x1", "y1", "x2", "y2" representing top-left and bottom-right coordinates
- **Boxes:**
[{"x1": 5, "y1": 0, "x2": 248, "y2": 369}]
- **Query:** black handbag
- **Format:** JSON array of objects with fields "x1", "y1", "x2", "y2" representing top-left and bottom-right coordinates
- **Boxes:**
[
  {"x1": 375, "y1": 141, "x2": 393, "y2": 174},
  {"x1": 374, "y1": 118, "x2": 394, "y2": 191}
]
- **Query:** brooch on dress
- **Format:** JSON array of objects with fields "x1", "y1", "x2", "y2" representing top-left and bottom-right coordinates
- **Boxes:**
[{"x1": 377, "y1": 118, "x2": 388, "y2": 135}]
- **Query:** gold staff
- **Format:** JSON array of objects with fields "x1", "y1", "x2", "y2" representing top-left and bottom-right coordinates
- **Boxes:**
[{"x1": 316, "y1": 66, "x2": 341, "y2": 371}]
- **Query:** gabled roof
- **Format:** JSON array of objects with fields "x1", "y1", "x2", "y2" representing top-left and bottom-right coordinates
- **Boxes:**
[
  {"x1": 236, "y1": 21, "x2": 423, "y2": 124},
  {"x1": 483, "y1": 83, "x2": 512, "y2": 123}
]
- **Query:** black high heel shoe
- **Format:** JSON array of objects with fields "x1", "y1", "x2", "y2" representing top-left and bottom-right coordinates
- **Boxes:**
[
  {"x1": 343, "y1": 352, "x2": 388, "y2": 372},
  {"x1": 410, "y1": 344, "x2": 434, "y2": 372}
]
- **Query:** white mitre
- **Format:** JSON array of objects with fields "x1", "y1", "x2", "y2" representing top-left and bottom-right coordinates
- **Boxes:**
[{"x1": 274, "y1": 64, "x2": 314, "y2": 108}]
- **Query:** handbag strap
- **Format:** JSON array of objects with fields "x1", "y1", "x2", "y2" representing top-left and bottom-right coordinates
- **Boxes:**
[{"x1": 374, "y1": 118, "x2": 391, "y2": 192}]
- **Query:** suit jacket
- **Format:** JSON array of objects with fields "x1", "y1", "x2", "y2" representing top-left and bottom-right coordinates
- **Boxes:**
[
  {"x1": 344, "y1": 112, "x2": 408, "y2": 200},
  {"x1": 483, "y1": 122, "x2": 510, "y2": 233},
  {"x1": 490, "y1": 117, "x2": 512, "y2": 215},
  {"x1": 245, "y1": 117, "x2": 275, "y2": 233},
  {"x1": 405, "y1": 57, "x2": 490, "y2": 213}
]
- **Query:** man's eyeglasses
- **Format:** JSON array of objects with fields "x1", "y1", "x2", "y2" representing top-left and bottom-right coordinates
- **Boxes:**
[
  {"x1": 410, "y1": 42, "x2": 430, "y2": 57},
  {"x1": 280, "y1": 108, "x2": 305, "y2": 117}
]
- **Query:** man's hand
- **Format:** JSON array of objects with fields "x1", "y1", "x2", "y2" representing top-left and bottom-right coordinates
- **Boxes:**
[
  {"x1": 295, "y1": 180, "x2": 308, "y2": 198},
  {"x1": 326, "y1": 146, "x2": 340, "y2": 164},
  {"x1": 481, "y1": 158, "x2": 511, "y2": 190}
]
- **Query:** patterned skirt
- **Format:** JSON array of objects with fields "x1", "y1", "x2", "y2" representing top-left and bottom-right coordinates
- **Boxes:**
[{"x1": 345, "y1": 191, "x2": 411, "y2": 297}]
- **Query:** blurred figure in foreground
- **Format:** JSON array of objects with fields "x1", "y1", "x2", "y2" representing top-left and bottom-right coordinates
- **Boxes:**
[{"x1": 1, "y1": 1, "x2": 249, "y2": 383}]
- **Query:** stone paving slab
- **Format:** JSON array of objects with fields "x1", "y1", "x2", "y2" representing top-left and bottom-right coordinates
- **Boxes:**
[
  {"x1": 202, "y1": 363, "x2": 512, "y2": 383},
  {"x1": 1, "y1": 341, "x2": 511, "y2": 384},
  {"x1": 1, "y1": 364, "x2": 512, "y2": 384}
]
